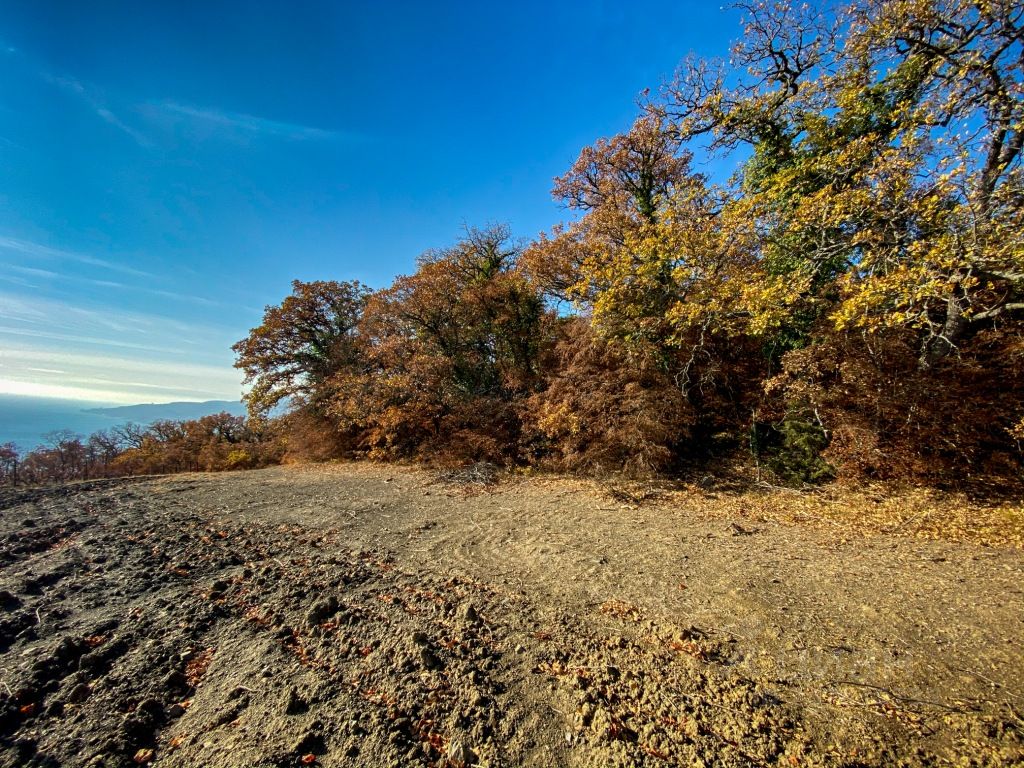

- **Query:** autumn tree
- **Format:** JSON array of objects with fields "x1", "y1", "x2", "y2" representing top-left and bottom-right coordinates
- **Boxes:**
[
  {"x1": 522, "y1": 115, "x2": 697, "y2": 303},
  {"x1": 87, "y1": 429, "x2": 125, "y2": 473},
  {"x1": 334, "y1": 225, "x2": 553, "y2": 462},
  {"x1": 655, "y1": 0, "x2": 1024, "y2": 356},
  {"x1": 0, "y1": 442, "x2": 19, "y2": 485},
  {"x1": 523, "y1": 110, "x2": 768, "y2": 460},
  {"x1": 233, "y1": 280, "x2": 370, "y2": 416},
  {"x1": 637, "y1": 0, "x2": 1024, "y2": 480}
]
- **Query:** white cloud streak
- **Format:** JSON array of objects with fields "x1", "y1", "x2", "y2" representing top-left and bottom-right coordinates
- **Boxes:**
[
  {"x1": 158, "y1": 101, "x2": 343, "y2": 141},
  {"x1": 47, "y1": 74, "x2": 150, "y2": 147},
  {"x1": 0, "y1": 291, "x2": 230, "y2": 362},
  {"x1": 0, "y1": 326, "x2": 190, "y2": 355},
  {"x1": 0, "y1": 235, "x2": 154, "y2": 278},
  {"x1": 2, "y1": 259, "x2": 229, "y2": 308},
  {"x1": 0, "y1": 378, "x2": 233, "y2": 404},
  {"x1": 8, "y1": 264, "x2": 125, "y2": 289},
  {"x1": 0, "y1": 344, "x2": 242, "y2": 404}
]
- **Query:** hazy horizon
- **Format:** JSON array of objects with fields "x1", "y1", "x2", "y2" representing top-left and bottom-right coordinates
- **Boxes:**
[{"x1": 0, "y1": 393, "x2": 246, "y2": 451}]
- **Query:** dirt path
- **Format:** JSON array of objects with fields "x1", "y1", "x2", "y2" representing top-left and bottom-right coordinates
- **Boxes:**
[{"x1": 1, "y1": 464, "x2": 1021, "y2": 767}]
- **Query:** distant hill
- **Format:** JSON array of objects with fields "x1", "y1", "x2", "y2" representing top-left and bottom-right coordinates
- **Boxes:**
[{"x1": 85, "y1": 400, "x2": 247, "y2": 423}]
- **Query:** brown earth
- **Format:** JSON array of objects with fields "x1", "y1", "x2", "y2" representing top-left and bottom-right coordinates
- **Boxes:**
[{"x1": 0, "y1": 463, "x2": 1022, "y2": 767}]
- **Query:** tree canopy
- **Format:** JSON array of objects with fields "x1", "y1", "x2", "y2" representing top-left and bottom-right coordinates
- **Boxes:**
[{"x1": 232, "y1": 280, "x2": 369, "y2": 416}]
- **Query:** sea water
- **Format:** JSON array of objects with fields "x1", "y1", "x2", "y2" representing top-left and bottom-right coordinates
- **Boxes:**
[{"x1": 0, "y1": 394, "x2": 127, "y2": 452}]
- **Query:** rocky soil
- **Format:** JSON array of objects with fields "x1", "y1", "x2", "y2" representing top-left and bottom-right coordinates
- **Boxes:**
[{"x1": 0, "y1": 464, "x2": 1021, "y2": 767}]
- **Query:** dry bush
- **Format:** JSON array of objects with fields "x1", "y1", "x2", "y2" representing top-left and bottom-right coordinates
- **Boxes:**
[
  {"x1": 329, "y1": 354, "x2": 448, "y2": 461},
  {"x1": 280, "y1": 407, "x2": 356, "y2": 462},
  {"x1": 101, "y1": 414, "x2": 284, "y2": 477},
  {"x1": 768, "y1": 326, "x2": 1024, "y2": 486},
  {"x1": 424, "y1": 397, "x2": 522, "y2": 466},
  {"x1": 522, "y1": 324, "x2": 694, "y2": 477}
]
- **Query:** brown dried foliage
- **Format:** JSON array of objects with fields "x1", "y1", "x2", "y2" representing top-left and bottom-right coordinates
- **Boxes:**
[
  {"x1": 767, "y1": 325, "x2": 1024, "y2": 486},
  {"x1": 522, "y1": 323, "x2": 694, "y2": 477}
]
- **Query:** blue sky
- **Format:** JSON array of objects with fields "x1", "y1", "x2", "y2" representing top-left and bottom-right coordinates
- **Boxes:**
[{"x1": 0, "y1": 1, "x2": 740, "y2": 404}]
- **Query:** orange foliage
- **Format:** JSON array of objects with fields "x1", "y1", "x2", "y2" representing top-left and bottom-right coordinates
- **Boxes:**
[{"x1": 522, "y1": 322, "x2": 694, "y2": 476}]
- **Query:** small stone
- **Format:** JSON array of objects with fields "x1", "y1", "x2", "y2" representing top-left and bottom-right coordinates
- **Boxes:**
[
  {"x1": 68, "y1": 683, "x2": 91, "y2": 704},
  {"x1": 448, "y1": 740, "x2": 475, "y2": 765},
  {"x1": 162, "y1": 670, "x2": 187, "y2": 691},
  {"x1": 294, "y1": 732, "x2": 325, "y2": 754},
  {"x1": 46, "y1": 699, "x2": 65, "y2": 717},
  {"x1": 420, "y1": 647, "x2": 441, "y2": 670},
  {"x1": 54, "y1": 637, "x2": 82, "y2": 662},
  {"x1": 227, "y1": 685, "x2": 249, "y2": 701},
  {"x1": 136, "y1": 698, "x2": 163, "y2": 721},
  {"x1": 459, "y1": 602, "x2": 479, "y2": 624},
  {"x1": 305, "y1": 595, "x2": 339, "y2": 627}
]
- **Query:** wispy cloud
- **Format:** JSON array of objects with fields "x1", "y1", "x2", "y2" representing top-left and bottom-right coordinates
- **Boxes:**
[
  {"x1": 0, "y1": 326, "x2": 189, "y2": 355},
  {"x1": 92, "y1": 105, "x2": 149, "y2": 146},
  {"x1": 0, "y1": 235, "x2": 154, "y2": 278},
  {"x1": 0, "y1": 377, "x2": 236, "y2": 405},
  {"x1": 0, "y1": 346, "x2": 241, "y2": 404},
  {"x1": 8, "y1": 265, "x2": 59, "y2": 279},
  {"x1": 157, "y1": 100, "x2": 343, "y2": 141},
  {"x1": 0, "y1": 291, "x2": 224, "y2": 342},
  {"x1": 148, "y1": 288, "x2": 223, "y2": 307},
  {"x1": 4, "y1": 348, "x2": 235, "y2": 381},
  {"x1": 3, "y1": 261, "x2": 226, "y2": 307},
  {"x1": 0, "y1": 275, "x2": 38, "y2": 289},
  {"x1": 46, "y1": 74, "x2": 150, "y2": 147},
  {"x1": 8, "y1": 264, "x2": 126, "y2": 289}
]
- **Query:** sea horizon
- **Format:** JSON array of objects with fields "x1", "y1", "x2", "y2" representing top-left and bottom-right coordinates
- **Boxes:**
[{"x1": 0, "y1": 393, "x2": 245, "y2": 452}]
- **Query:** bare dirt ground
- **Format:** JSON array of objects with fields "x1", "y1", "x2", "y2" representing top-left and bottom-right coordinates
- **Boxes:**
[{"x1": 1, "y1": 463, "x2": 1022, "y2": 767}]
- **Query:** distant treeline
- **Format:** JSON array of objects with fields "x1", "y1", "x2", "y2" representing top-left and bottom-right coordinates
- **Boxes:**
[
  {"x1": 0, "y1": 414, "x2": 283, "y2": 485},
  {"x1": 229, "y1": 0, "x2": 1023, "y2": 488}
]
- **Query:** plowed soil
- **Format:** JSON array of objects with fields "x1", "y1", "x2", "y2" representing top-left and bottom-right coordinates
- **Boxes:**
[{"x1": 1, "y1": 464, "x2": 1021, "y2": 767}]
